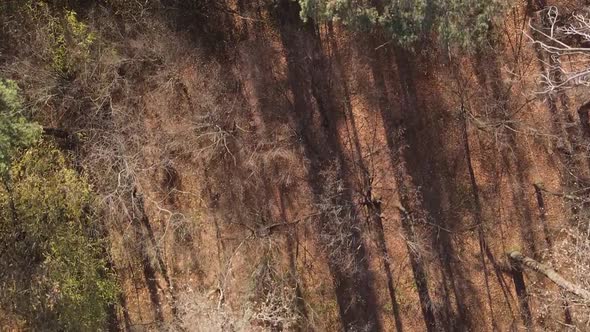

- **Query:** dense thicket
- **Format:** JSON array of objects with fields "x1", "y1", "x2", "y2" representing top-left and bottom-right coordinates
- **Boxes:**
[{"x1": 0, "y1": 80, "x2": 117, "y2": 330}]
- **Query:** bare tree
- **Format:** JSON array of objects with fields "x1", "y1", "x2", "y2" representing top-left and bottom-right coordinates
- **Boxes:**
[
  {"x1": 525, "y1": 7, "x2": 590, "y2": 329},
  {"x1": 527, "y1": 6, "x2": 590, "y2": 94}
]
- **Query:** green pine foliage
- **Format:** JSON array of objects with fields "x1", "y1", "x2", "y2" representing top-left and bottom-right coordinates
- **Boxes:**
[
  {"x1": 297, "y1": 0, "x2": 502, "y2": 49},
  {"x1": 436, "y1": 0, "x2": 501, "y2": 49}
]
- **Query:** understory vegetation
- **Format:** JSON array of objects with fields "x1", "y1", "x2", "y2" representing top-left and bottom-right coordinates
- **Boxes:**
[
  {"x1": 1, "y1": 0, "x2": 590, "y2": 331},
  {"x1": 0, "y1": 80, "x2": 117, "y2": 330}
]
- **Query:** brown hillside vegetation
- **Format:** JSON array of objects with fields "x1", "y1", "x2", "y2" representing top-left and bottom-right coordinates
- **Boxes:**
[{"x1": 2, "y1": 0, "x2": 590, "y2": 331}]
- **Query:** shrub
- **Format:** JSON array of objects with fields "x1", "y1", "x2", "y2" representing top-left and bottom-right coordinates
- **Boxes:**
[
  {"x1": 0, "y1": 143, "x2": 119, "y2": 331},
  {"x1": 297, "y1": 0, "x2": 503, "y2": 49},
  {"x1": 0, "y1": 79, "x2": 117, "y2": 331},
  {"x1": 49, "y1": 9, "x2": 96, "y2": 76},
  {"x1": 0, "y1": 79, "x2": 42, "y2": 177}
]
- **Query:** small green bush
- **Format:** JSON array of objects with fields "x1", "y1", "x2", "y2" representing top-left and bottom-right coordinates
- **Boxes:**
[
  {"x1": 19, "y1": 2, "x2": 96, "y2": 76},
  {"x1": 0, "y1": 79, "x2": 42, "y2": 177},
  {"x1": 50, "y1": 9, "x2": 96, "y2": 76}
]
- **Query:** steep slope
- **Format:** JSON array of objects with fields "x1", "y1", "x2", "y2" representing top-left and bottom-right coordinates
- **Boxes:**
[{"x1": 1, "y1": 0, "x2": 590, "y2": 331}]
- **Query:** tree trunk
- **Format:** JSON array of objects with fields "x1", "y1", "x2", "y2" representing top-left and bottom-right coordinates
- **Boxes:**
[{"x1": 508, "y1": 251, "x2": 590, "y2": 301}]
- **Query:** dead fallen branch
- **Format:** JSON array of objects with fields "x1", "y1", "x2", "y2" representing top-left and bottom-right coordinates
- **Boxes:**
[{"x1": 508, "y1": 251, "x2": 590, "y2": 302}]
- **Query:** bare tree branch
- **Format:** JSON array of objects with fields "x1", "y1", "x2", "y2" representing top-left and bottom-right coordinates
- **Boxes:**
[{"x1": 526, "y1": 6, "x2": 590, "y2": 93}]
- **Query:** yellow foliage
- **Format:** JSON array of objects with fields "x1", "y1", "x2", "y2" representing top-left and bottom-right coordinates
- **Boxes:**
[
  {"x1": 22, "y1": 2, "x2": 96, "y2": 76},
  {"x1": 0, "y1": 142, "x2": 117, "y2": 331}
]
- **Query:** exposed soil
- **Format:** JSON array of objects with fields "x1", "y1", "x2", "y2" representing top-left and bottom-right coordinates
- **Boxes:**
[{"x1": 3, "y1": 0, "x2": 590, "y2": 330}]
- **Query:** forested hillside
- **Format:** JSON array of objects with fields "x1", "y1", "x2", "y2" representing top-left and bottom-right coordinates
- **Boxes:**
[{"x1": 2, "y1": 0, "x2": 590, "y2": 331}]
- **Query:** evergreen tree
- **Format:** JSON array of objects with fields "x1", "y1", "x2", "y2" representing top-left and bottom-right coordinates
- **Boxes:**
[{"x1": 297, "y1": 0, "x2": 502, "y2": 49}]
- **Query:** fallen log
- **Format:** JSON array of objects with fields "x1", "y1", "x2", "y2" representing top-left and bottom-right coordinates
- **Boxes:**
[{"x1": 508, "y1": 251, "x2": 590, "y2": 302}]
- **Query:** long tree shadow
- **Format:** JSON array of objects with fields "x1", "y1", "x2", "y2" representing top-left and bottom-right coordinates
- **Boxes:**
[
  {"x1": 228, "y1": 2, "x2": 315, "y2": 326},
  {"x1": 327, "y1": 25, "x2": 405, "y2": 332},
  {"x1": 277, "y1": 186, "x2": 310, "y2": 327},
  {"x1": 272, "y1": 1, "x2": 381, "y2": 330},
  {"x1": 130, "y1": 187, "x2": 179, "y2": 323},
  {"x1": 353, "y1": 36, "x2": 442, "y2": 331},
  {"x1": 445, "y1": 58, "x2": 520, "y2": 329},
  {"x1": 361, "y1": 39, "x2": 486, "y2": 331},
  {"x1": 472, "y1": 51, "x2": 539, "y2": 261},
  {"x1": 470, "y1": 26, "x2": 571, "y2": 327}
]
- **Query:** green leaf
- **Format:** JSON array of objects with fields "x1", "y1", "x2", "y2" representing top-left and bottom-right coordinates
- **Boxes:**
[{"x1": 0, "y1": 79, "x2": 42, "y2": 177}]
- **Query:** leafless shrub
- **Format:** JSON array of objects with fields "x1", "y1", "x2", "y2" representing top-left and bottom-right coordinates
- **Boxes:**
[
  {"x1": 249, "y1": 283, "x2": 301, "y2": 330},
  {"x1": 190, "y1": 111, "x2": 237, "y2": 162},
  {"x1": 313, "y1": 163, "x2": 364, "y2": 279},
  {"x1": 248, "y1": 252, "x2": 303, "y2": 330},
  {"x1": 168, "y1": 284, "x2": 300, "y2": 332},
  {"x1": 244, "y1": 130, "x2": 304, "y2": 188},
  {"x1": 535, "y1": 222, "x2": 590, "y2": 320},
  {"x1": 168, "y1": 289, "x2": 252, "y2": 332}
]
